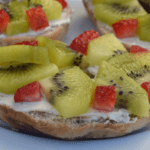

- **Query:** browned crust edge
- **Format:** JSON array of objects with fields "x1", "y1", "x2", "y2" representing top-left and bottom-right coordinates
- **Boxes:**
[
  {"x1": 82, "y1": 0, "x2": 131, "y2": 52},
  {"x1": 0, "y1": 104, "x2": 150, "y2": 140},
  {"x1": 0, "y1": 8, "x2": 71, "y2": 46}
]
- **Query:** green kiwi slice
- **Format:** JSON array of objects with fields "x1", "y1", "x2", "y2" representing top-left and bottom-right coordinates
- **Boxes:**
[
  {"x1": 2, "y1": 1, "x2": 28, "y2": 21},
  {"x1": 48, "y1": 67, "x2": 94, "y2": 118},
  {"x1": 5, "y1": 19, "x2": 29, "y2": 36},
  {"x1": 0, "y1": 45, "x2": 50, "y2": 67},
  {"x1": 138, "y1": 14, "x2": 150, "y2": 42},
  {"x1": 0, "y1": 63, "x2": 58, "y2": 94},
  {"x1": 26, "y1": 0, "x2": 62, "y2": 20},
  {"x1": 37, "y1": 36, "x2": 77, "y2": 68},
  {"x1": 108, "y1": 52, "x2": 150, "y2": 80},
  {"x1": 92, "y1": 0, "x2": 136, "y2": 5},
  {"x1": 96, "y1": 61, "x2": 149, "y2": 117},
  {"x1": 94, "y1": 1, "x2": 147, "y2": 26},
  {"x1": 86, "y1": 33, "x2": 127, "y2": 66}
]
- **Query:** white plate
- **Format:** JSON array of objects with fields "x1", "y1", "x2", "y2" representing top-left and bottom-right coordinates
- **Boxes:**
[{"x1": 1, "y1": 1, "x2": 150, "y2": 149}]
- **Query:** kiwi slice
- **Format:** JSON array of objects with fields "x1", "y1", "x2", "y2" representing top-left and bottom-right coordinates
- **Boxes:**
[
  {"x1": 45, "y1": 67, "x2": 94, "y2": 118},
  {"x1": 0, "y1": 45, "x2": 50, "y2": 67},
  {"x1": 86, "y1": 33, "x2": 127, "y2": 66},
  {"x1": 8, "y1": 1, "x2": 28, "y2": 20},
  {"x1": 37, "y1": 36, "x2": 78, "y2": 68},
  {"x1": 6, "y1": 19, "x2": 29, "y2": 36},
  {"x1": 92, "y1": 0, "x2": 136, "y2": 5},
  {"x1": 96, "y1": 61, "x2": 149, "y2": 117},
  {"x1": 108, "y1": 52, "x2": 150, "y2": 79},
  {"x1": 138, "y1": 14, "x2": 150, "y2": 42},
  {"x1": 27, "y1": 0, "x2": 62, "y2": 21},
  {"x1": 0, "y1": 63, "x2": 58, "y2": 94},
  {"x1": 94, "y1": 0, "x2": 147, "y2": 26}
]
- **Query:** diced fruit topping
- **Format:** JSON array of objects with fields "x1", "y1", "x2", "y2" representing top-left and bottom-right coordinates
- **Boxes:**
[
  {"x1": 14, "y1": 81, "x2": 42, "y2": 103},
  {"x1": 130, "y1": 45, "x2": 149, "y2": 53},
  {"x1": 26, "y1": 6, "x2": 49, "y2": 31},
  {"x1": 15, "y1": 41, "x2": 38, "y2": 46},
  {"x1": 112, "y1": 19, "x2": 138, "y2": 39},
  {"x1": 0, "y1": 9, "x2": 10, "y2": 33},
  {"x1": 141, "y1": 82, "x2": 150, "y2": 103},
  {"x1": 41, "y1": 67, "x2": 94, "y2": 118},
  {"x1": 92, "y1": 86, "x2": 116, "y2": 112},
  {"x1": 56, "y1": 0, "x2": 67, "y2": 9},
  {"x1": 5, "y1": 19, "x2": 29, "y2": 36},
  {"x1": 69, "y1": 30, "x2": 100, "y2": 55},
  {"x1": 86, "y1": 33, "x2": 127, "y2": 66}
]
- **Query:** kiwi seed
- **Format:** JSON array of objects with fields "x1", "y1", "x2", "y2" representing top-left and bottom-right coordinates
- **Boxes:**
[
  {"x1": 119, "y1": 91, "x2": 123, "y2": 95},
  {"x1": 50, "y1": 90, "x2": 54, "y2": 94},
  {"x1": 128, "y1": 91, "x2": 133, "y2": 94},
  {"x1": 120, "y1": 76, "x2": 124, "y2": 80}
]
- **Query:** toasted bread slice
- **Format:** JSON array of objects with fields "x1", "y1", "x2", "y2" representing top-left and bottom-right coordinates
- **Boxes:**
[
  {"x1": 0, "y1": 103, "x2": 150, "y2": 140},
  {"x1": 0, "y1": 7, "x2": 72, "y2": 46}
]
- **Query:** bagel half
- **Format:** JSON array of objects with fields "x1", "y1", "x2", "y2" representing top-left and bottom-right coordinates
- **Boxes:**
[
  {"x1": 0, "y1": 103, "x2": 150, "y2": 140},
  {"x1": 0, "y1": 7, "x2": 72, "y2": 46},
  {"x1": 82, "y1": 0, "x2": 150, "y2": 51}
]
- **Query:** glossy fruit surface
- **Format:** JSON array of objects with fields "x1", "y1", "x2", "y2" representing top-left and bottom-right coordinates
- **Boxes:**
[
  {"x1": 92, "y1": 86, "x2": 116, "y2": 112},
  {"x1": 130, "y1": 45, "x2": 149, "y2": 53},
  {"x1": 14, "y1": 81, "x2": 42, "y2": 103},
  {"x1": 141, "y1": 82, "x2": 150, "y2": 103},
  {"x1": 56, "y1": 0, "x2": 67, "y2": 9},
  {"x1": 69, "y1": 30, "x2": 99, "y2": 55},
  {"x1": 15, "y1": 41, "x2": 38, "y2": 46},
  {"x1": 0, "y1": 9, "x2": 10, "y2": 33},
  {"x1": 26, "y1": 6, "x2": 49, "y2": 31},
  {"x1": 112, "y1": 19, "x2": 138, "y2": 38}
]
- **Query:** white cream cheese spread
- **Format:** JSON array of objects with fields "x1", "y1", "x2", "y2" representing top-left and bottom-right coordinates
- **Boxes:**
[
  {"x1": 0, "y1": 92, "x2": 137, "y2": 124},
  {"x1": 0, "y1": 10, "x2": 71, "y2": 39}
]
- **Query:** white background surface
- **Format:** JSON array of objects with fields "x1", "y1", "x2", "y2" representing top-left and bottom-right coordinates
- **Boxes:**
[{"x1": 0, "y1": 0, "x2": 150, "y2": 150}]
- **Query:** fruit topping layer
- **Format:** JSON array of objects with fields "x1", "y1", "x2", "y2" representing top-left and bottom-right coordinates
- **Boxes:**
[
  {"x1": 91, "y1": 0, "x2": 150, "y2": 43},
  {"x1": 0, "y1": 31, "x2": 149, "y2": 122},
  {"x1": 0, "y1": 0, "x2": 68, "y2": 36}
]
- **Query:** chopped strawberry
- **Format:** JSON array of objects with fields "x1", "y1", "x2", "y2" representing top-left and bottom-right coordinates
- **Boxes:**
[
  {"x1": 92, "y1": 86, "x2": 116, "y2": 112},
  {"x1": 26, "y1": 6, "x2": 49, "y2": 31},
  {"x1": 56, "y1": 0, "x2": 67, "y2": 9},
  {"x1": 130, "y1": 45, "x2": 149, "y2": 53},
  {"x1": 15, "y1": 40, "x2": 38, "y2": 46},
  {"x1": 14, "y1": 81, "x2": 42, "y2": 103},
  {"x1": 112, "y1": 19, "x2": 138, "y2": 39},
  {"x1": 69, "y1": 30, "x2": 100, "y2": 55},
  {"x1": 0, "y1": 9, "x2": 10, "y2": 33},
  {"x1": 141, "y1": 82, "x2": 150, "y2": 103}
]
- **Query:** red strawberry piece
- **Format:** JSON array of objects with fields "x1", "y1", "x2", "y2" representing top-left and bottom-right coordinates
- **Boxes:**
[
  {"x1": 130, "y1": 45, "x2": 149, "y2": 53},
  {"x1": 14, "y1": 81, "x2": 42, "y2": 103},
  {"x1": 92, "y1": 86, "x2": 116, "y2": 112},
  {"x1": 15, "y1": 40, "x2": 38, "y2": 46},
  {"x1": 56, "y1": 0, "x2": 67, "y2": 9},
  {"x1": 69, "y1": 30, "x2": 100, "y2": 55},
  {"x1": 26, "y1": 6, "x2": 49, "y2": 31},
  {"x1": 0, "y1": 9, "x2": 10, "y2": 33},
  {"x1": 112, "y1": 19, "x2": 138, "y2": 39},
  {"x1": 141, "y1": 82, "x2": 150, "y2": 103}
]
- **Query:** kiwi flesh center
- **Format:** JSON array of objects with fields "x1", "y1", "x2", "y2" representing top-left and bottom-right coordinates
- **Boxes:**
[
  {"x1": 50, "y1": 73, "x2": 69, "y2": 105},
  {"x1": 110, "y1": 3, "x2": 140, "y2": 14}
]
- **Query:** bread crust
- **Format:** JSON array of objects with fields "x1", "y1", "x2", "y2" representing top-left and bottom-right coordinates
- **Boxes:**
[
  {"x1": 0, "y1": 8, "x2": 71, "y2": 46},
  {"x1": 82, "y1": 0, "x2": 131, "y2": 52},
  {"x1": 0, "y1": 104, "x2": 150, "y2": 140}
]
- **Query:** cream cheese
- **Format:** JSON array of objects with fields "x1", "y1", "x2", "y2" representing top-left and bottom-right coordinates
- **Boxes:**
[
  {"x1": 0, "y1": 92, "x2": 137, "y2": 124},
  {"x1": 0, "y1": 10, "x2": 71, "y2": 39}
]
